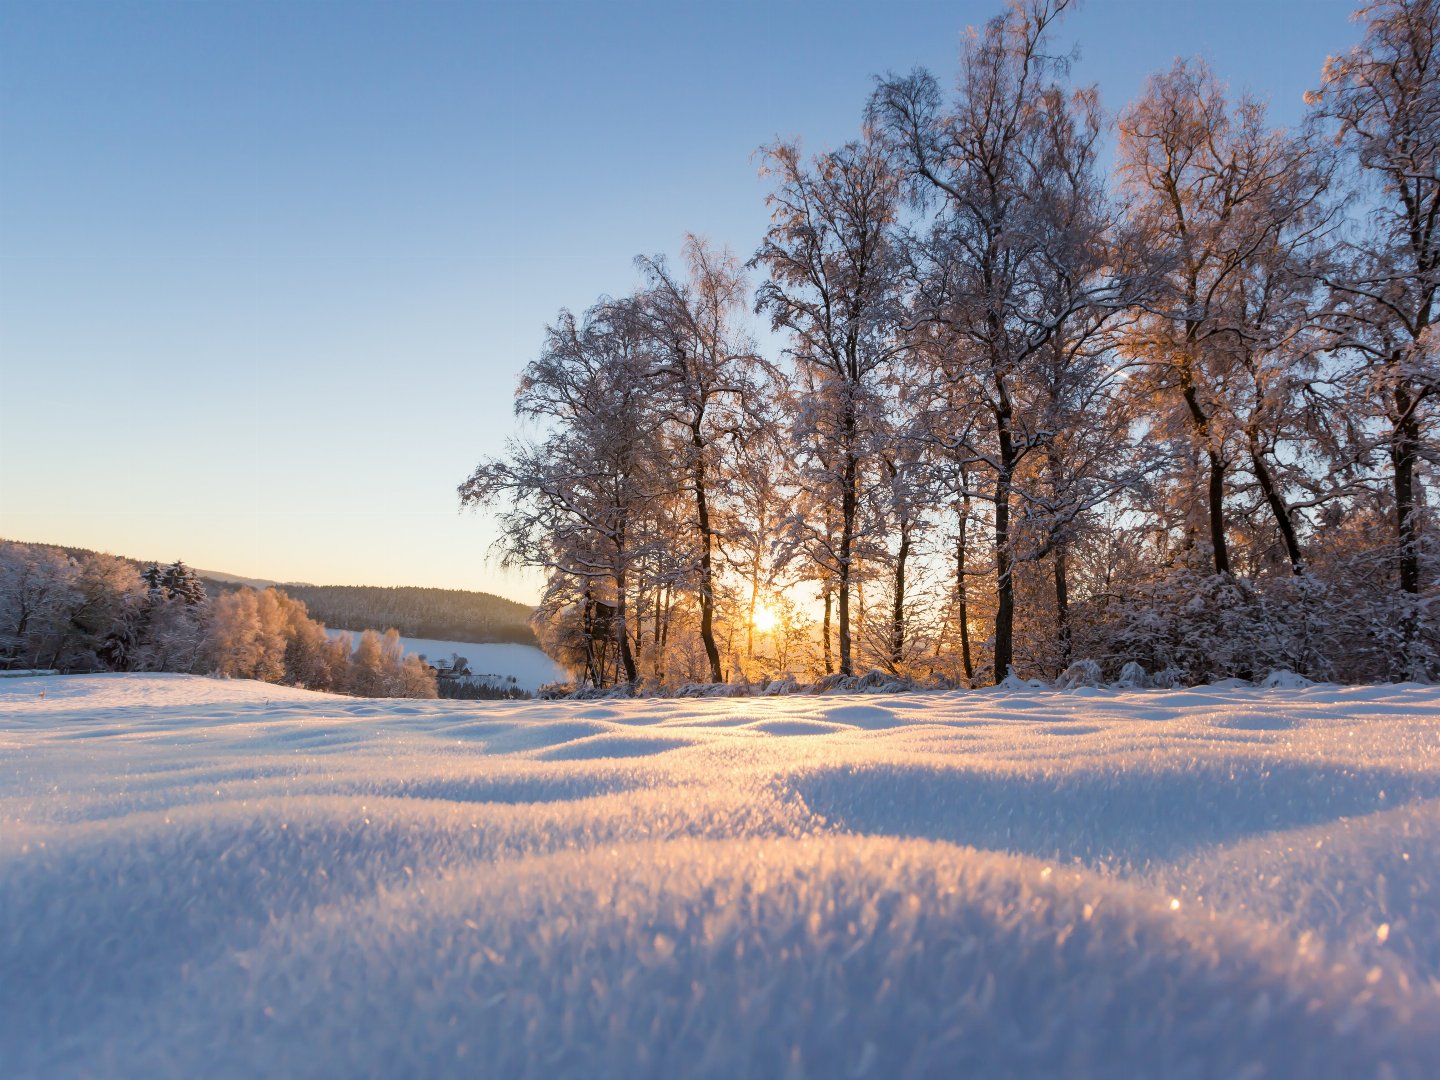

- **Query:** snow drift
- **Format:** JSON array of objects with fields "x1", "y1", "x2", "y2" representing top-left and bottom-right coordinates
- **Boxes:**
[{"x1": 2, "y1": 674, "x2": 1439, "y2": 1076}]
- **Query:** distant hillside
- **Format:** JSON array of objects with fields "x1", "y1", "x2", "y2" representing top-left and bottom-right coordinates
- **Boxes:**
[
  {"x1": 191, "y1": 567, "x2": 279, "y2": 590},
  {"x1": 204, "y1": 581, "x2": 538, "y2": 646},
  {"x1": 1, "y1": 539, "x2": 538, "y2": 646}
]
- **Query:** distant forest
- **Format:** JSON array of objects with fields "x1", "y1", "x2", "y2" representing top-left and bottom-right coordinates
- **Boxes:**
[
  {"x1": 5, "y1": 542, "x2": 538, "y2": 647},
  {"x1": 0, "y1": 540, "x2": 437, "y2": 697},
  {"x1": 201, "y1": 582, "x2": 538, "y2": 646}
]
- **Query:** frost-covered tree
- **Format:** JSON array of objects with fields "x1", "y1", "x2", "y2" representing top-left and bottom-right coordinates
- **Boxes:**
[
  {"x1": 754, "y1": 137, "x2": 902, "y2": 676},
  {"x1": 870, "y1": 0, "x2": 1128, "y2": 682},
  {"x1": 132, "y1": 559, "x2": 208, "y2": 672},
  {"x1": 448, "y1": 0, "x2": 1440, "y2": 689},
  {"x1": 64, "y1": 554, "x2": 145, "y2": 671},
  {"x1": 0, "y1": 543, "x2": 77, "y2": 668},
  {"x1": 865, "y1": 353, "x2": 933, "y2": 673},
  {"x1": 349, "y1": 628, "x2": 387, "y2": 697},
  {"x1": 633, "y1": 237, "x2": 763, "y2": 682},
  {"x1": 461, "y1": 299, "x2": 669, "y2": 685},
  {"x1": 1309, "y1": 0, "x2": 1440, "y2": 656},
  {"x1": 1117, "y1": 58, "x2": 1333, "y2": 579}
]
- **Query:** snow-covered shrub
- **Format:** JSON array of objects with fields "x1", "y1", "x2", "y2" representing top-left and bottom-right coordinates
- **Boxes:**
[
  {"x1": 809, "y1": 673, "x2": 858, "y2": 694},
  {"x1": 1148, "y1": 666, "x2": 1184, "y2": 689},
  {"x1": 856, "y1": 669, "x2": 909, "y2": 693},
  {"x1": 918, "y1": 672, "x2": 961, "y2": 691},
  {"x1": 673, "y1": 680, "x2": 759, "y2": 698},
  {"x1": 1112, "y1": 661, "x2": 1150, "y2": 689},
  {"x1": 864, "y1": 678, "x2": 912, "y2": 694},
  {"x1": 1100, "y1": 571, "x2": 1276, "y2": 685},
  {"x1": 762, "y1": 674, "x2": 800, "y2": 696},
  {"x1": 566, "y1": 686, "x2": 608, "y2": 700},
  {"x1": 713, "y1": 681, "x2": 757, "y2": 698},
  {"x1": 1055, "y1": 659, "x2": 1102, "y2": 690}
]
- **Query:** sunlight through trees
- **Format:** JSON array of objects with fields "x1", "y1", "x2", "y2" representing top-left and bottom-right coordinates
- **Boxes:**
[{"x1": 461, "y1": 0, "x2": 1438, "y2": 690}]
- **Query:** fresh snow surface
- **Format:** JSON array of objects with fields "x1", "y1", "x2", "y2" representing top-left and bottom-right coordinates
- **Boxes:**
[
  {"x1": 2, "y1": 673, "x2": 1440, "y2": 1077},
  {"x1": 328, "y1": 630, "x2": 568, "y2": 690}
]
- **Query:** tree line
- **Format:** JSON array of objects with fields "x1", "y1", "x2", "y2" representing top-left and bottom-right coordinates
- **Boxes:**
[
  {"x1": 0, "y1": 541, "x2": 437, "y2": 697},
  {"x1": 241, "y1": 583, "x2": 538, "y2": 646},
  {"x1": 464, "y1": 0, "x2": 1438, "y2": 690}
]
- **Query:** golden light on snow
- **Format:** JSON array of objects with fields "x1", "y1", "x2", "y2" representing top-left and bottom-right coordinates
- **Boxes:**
[{"x1": 751, "y1": 603, "x2": 779, "y2": 633}]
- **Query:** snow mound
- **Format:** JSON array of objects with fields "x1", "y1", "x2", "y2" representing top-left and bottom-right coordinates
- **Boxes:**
[
  {"x1": 999, "y1": 672, "x2": 1049, "y2": 691},
  {"x1": 1261, "y1": 669, "x2": 1316, "y2": 689}
]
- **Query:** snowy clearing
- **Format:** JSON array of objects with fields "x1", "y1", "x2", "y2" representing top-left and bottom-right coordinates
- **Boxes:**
[
  {"x1": 327, "y1": 630, "x2": 566, "y2": 691},
  {"x1": 2, "y1": 674, "x2": 1439, "y2": 1076}
]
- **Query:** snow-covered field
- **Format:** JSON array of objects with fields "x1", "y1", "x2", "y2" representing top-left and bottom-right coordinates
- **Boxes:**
[
  {"x1": 3, "y1": 674, "x2": 1439, "y2": 1077},
  {"x1": 328, "y1": 630, "x2": 568, "y2": 691}
]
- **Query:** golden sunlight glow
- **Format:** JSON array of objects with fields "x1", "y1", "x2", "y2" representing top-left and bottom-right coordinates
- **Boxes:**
[{"x1": 751, "y1": 603, "x2": 779, "y2": 633}]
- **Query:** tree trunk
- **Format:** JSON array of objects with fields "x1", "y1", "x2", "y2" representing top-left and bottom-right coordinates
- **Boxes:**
[
  {"x1": 993, "y1": 477, "x2": 1013, "y2": 684},
  {"x1": 615, "y1": 570, "x2": 637, "y2": 685},
  {"x1": 990, "y1": 360, "x2": 1021, "y2": 685},
  {"x1": 745, "y1": 503, "x2": 768, "y2": 665},
  {"x1": 993, "y1": 407, "x2": 1015, "y2": 684},
  {"x1": 822, "y1": 584, "x2": 834, "y2": 675},
  {"x1": 1181, "y1": 374, "x2": 1230, "y2": 575},
  {"x1": 1394, "y1": 388, "x2": 1421, "y2": 595},
  {"x1": 581, "y1": 591, "x2": 601, "y2": 688},
  {"x1": 1055, "y1": 545, "x2": 1071, "y2": 669},
  {"x1": 1249, "y1": 436, "x2": 1304, "y2": 575},
  {"x1": 651, "y1": 584, "x2": 664, "y2": 679},
  {"x1": 693, "y1": 430, "x2": 723, "y2": 681},
  {"x1": 956, "y1": 510, "x2": 974, "y2": 687},
  {"x1": 1206, "y1": 444, "x2": 1229, "y2": 576},
  {"x1": 838, "y1": 450, "x2": 858, "y2": 677},
  {"x1": 891, "y1": 525, "x2": 909, "y2": 671},
  {"x1": 746, "y1": 571, "x2": 758, "y2": 662}
]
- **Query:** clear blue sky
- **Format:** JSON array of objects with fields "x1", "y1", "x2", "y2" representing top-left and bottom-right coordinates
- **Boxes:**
[{"x1": 0, "y1": 0, "x2": 1359, "y2": 603}]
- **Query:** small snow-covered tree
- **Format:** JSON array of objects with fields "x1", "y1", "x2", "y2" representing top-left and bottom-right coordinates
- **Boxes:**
[
  {"x1": 350, "y1": 628, "x2": 387, "y2": 697},
  {"x1": 206, "y1": 588, "x2": 264, "y2": 678}
]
